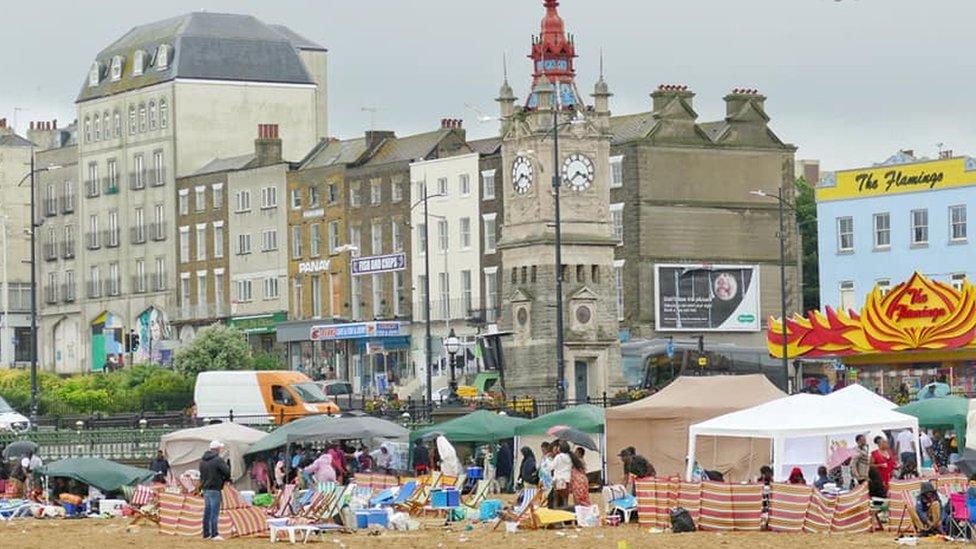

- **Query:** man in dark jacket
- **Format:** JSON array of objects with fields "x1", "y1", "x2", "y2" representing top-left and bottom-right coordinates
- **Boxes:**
[
  {"x1": 199, "y1": 440, "x2": 230, "y2": 540},
  {"x1": 495, "y1": 441, "x2": 514, "y2": 493},
  {"x1": 149, "y1": 450, "x2": 170, "y2": 483}
]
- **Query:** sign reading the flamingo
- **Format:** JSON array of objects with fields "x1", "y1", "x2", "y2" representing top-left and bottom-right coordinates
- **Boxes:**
[
  {"x1": 768, "y1": 272, "x2": 976, "y2": 358},
  {"x1": 351, "y1": 253, "x2": 406, "y2": 276}
]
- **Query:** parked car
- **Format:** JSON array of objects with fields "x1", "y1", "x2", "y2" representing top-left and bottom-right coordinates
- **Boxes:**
[
  {"x1": 0, "y1": 396, "x2": 30, "y2": 432},
  {"x1": 194, "y1": 370, "x2": 340, "y2": 425},
  {"x1": 315, "y1": 380, "x2": 353, "y2": 400}
]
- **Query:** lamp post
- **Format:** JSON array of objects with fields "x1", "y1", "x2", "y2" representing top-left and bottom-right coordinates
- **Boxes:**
[
  {"x1": 551, "y1": 103, "x2": 566, "y2": 409},
  {"x1": 750, "y1": 188, "x2": 792, "y2": 392},
  {"x1": 444, "y1": 328, "x2": 461, "y2": 404}
]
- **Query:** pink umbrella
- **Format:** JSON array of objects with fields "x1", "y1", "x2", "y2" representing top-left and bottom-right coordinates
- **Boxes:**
[{"x1": 826, "y1": 447, "x2": 858, "y2": 470}]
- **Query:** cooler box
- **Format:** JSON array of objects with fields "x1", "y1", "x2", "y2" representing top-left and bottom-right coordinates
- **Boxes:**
[
  {"x1": 100, "y1": 499, "x2": 126, "y2": 517},
  {"x1": 431, "y1": 488, "x2": 460, "y2": 508},
  {"x1": 479, "y1": 499, "x2": 503, "y2": 521},
  {"x1": 356, "y1": 509, "x2": 388, "y2": 528},
  {"x1": 466, "y1": 466, "x2": 484, "y2": 480}
]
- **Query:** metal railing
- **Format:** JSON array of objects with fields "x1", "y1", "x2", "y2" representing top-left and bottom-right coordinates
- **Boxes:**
[
  {"x1": 43, "y1": 243, "x2": 58, "y2": 261},
  {"x1": 103, "y1": 228, "x2": 120, "y2": 248},
  {"x1": 61, "y1": 282, "x2": 75, "y2": 302},
  {"x1": 0, "y1": 428, "x2": 173, "y2": 462},
  {"x1": 129, "y1": 171, "x2": 146, "y2": 191},
  {"x1": 43, "y1": 198, "x2": 58, "y2": 217},
  {"x1": 131, "y1": 225, "x2": 146, "y2": 244},
  {"x1": 149, "y1": 221, "x2": 167, "y2": 241},
  {"x1": 61, "y1": 194, "x2": 76, "y2": 213},
  {"x1": 62, "y1": 240, "x2": 75, "y2": 258}
]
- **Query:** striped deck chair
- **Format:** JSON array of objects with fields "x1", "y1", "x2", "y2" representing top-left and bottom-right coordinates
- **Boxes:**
[
  {"x1": 374, "y1": 474, "x2": 398, "y2": 489},
  {"x1": 886, "y1": 479, "x2": 922, "y2": 533},
  {"x1": 267, "y1": 484, "x2": 296, "y2": 518},
  {"x1": 698, "y1": 481, "x2": 735, "y2": 531},
  {"x1": 463, "y1": 479, "x2": 490, "y2": 509},
  {"x1": 729, "y1": 483, "x2": 763, "y2": 531},
  {"x1": 494, "y1": 486, "x2": 541, "y2": 530},
  {"x1": 830, "y1": 484, "x2": 872, "y2": 534},
  {"x1": 803, "y1": 489, "x2": 837, "y2": 534},
  {"x1": 225, "y1": 507, "x2": 268, "y2": 537},
  {"x1": 767, "y1": 483, "x2": 813, "y2": 533}
]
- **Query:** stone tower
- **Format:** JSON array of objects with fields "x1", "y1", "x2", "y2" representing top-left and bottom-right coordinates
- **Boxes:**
[{"x1": 498, "y1": 0, "x2": 624, "y2": 400}]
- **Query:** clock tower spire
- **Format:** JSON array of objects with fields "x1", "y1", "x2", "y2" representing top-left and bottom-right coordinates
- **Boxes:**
[{"x1": 498, "y1": 0, "x2": 625, "y2": 402}]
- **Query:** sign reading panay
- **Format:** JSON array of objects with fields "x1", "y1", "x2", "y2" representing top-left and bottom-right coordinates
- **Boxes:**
[
  {"x1": 298, "y1": 259, "x2": 330, "y2": 274},
  {"x1": 768, "y1": 272, "x2": 976, "y2": 358},
  {"x1": 654, "y1": 264, "x2": 761, "y2": 332},
  {"x1": 817, "y1": 157, "x2": 976, "y2": 202},
  {"x1": 351, "y1": 253, "x2": 406, "y2": 276}
]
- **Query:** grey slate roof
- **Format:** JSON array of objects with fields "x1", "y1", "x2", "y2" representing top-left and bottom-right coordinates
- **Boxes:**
[
  {"x1": 608, "y1": 112, "x2": 655, "y2": 145},
  {"x1": 300, "y1": 137, "x2": 369, "y2": 170},
  {"x1": 78, "y1": 12, "x2": 322, "y2": 103},
  {"x1": 365, "y1": 129, "x2": 453, "y2": 166},
  {"x1": 468, "y1": 137, "x2": 502, "y2": 156},
  {"x1": 192, "y1": 153, "x2": 256, "y2": 176},
  {"x1": 0, "y1": 134, "x2": 34, "y2": 148}
]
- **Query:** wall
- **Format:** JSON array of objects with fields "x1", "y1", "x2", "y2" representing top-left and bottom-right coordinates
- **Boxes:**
[{"x1": 173, "y1": 81, "x2": 317, "y2": 176}]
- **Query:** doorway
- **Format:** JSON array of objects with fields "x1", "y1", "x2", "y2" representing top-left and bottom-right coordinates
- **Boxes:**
[{"x1": 574, "y1": 359, "x2": 589, "y2": 401}]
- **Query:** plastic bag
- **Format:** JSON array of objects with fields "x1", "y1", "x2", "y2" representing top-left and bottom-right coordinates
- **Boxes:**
[{"x1": 575, "y1": 504, "x2": 600, "y2": 527}]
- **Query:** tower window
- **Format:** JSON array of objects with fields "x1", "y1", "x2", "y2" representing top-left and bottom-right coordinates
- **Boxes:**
[
  {"x1": 133, "y1": 50, "x2": 144, "y2": 76},
  {"x1": 110, "y1": 56, "x2": 123, "y2": 81},
  {"x1": 156, "y1": 44, "x2": 170, "y2": 70}
]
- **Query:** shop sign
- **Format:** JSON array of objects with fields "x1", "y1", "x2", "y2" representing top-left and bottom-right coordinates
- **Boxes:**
[
  {"x1": 768, "y1": 272, "x2": 976, "y2": 358},
  {"x1": 302, "y1": 208, "x2": 325, "y2": 219},
  {"x1": 310, "y1": 321, "x2": 404, "y2": 341},
  {"x1": 298, "y1": 259, "x2": 331, "y2": 274},
  {"x1": 818, "y1": 157, "x2": 976, "y2": 202},
  {"x1": 351, "y1": 253, "x2": 406, "y2": 276},
  {"x1": 228, "y1": 311, "x2": 287, "y2": 334}
]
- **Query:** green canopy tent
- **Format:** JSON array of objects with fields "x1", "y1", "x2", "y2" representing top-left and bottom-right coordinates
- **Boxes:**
[
  {"x1": 410, "y1": 410, "x2": 528, "y2": 444},
  {"x1": 895, "y1": 396, "x2": 969, "y2": 448},
  {"x1": 39, "y1": 457, "x2": 155, "y2": 493},
  {"x1": 513, "y1": 405, "x2": 606, "y2": 477}
]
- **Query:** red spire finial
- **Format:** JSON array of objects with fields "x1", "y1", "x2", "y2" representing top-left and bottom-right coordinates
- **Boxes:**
[{"x1": 525, "y1": 0, "x2": 580, "y2": 109}]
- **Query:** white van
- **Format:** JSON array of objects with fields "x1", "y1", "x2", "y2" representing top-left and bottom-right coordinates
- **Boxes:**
[{"x1": 194, "y1": 370, "x2": 339, "y2": 425}]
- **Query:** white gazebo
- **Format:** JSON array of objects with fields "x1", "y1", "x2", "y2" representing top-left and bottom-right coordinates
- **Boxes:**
[{"x1": 685, "y1": 393, "x2": 919, "y2": 481}]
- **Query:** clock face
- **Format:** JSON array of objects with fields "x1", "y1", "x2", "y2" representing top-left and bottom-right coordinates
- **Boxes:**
[
  {"x1": 561, "y1": 153, "x2": 595, "y2": 192},
  {"x1": 512, "y1": 155, "x2": 534, "y2": 194}
]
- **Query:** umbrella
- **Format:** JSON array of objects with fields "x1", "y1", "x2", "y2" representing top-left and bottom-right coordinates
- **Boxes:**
[
  {"x1": 955, "y1": 448, "x2": 976, "y2": 477},
  {"x1": 546, "y1": 425, "x2": 598, "y2": 450},
  {"x1": 826, "y1": 447, "x2": 858, "y2": 470},
  {"x1": 918, "y1": 383, "x2": 951, "y2": 400},
  {"x1": 38, "y1": 458, "x2": 155, "y2": 492},
  {"x1": 2, "y1": 440, "x2": 38, "y2": 460}
]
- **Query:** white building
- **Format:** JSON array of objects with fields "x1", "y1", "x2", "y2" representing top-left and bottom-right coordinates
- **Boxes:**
[
  {"x1": 40, "y1": 12, "x2": 327, "y2": 372},
  {"x1": 408, "y1": 153, "x2": 482, "y2": 393}
]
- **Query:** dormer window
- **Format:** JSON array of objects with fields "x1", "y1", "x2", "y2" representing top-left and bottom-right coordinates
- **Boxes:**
[
  {"x1": 156, "y1": 44, "x2": 170, "y2": 71},
  {"x1": 88, "y1": 62, "x2": 100, "y2": 87},
  {"x1": 110, "y1": 56, "x2": 123, "y2": 81},
  {"x1": 132, "y1": 50, "x2": 144, "y2": 76}
]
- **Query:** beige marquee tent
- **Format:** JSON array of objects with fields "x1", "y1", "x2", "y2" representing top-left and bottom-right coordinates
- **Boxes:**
[
  {"x1": 605, "y1": 374, "x2": 785, "y2": 482},
  {"x1": 160, "y1": 422, "x2": 268, "y2": 488}
]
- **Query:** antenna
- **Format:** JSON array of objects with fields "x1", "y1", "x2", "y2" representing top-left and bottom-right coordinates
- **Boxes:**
[
  {"x1": 502, "y1": 52, "x2": 508, "y2": 83},
  {"x1": 361, "y1": 107, "x2": 383, "y2": 130},
  {"x1": 599, "y1": 48, "x2": 605, "y2": 80}
]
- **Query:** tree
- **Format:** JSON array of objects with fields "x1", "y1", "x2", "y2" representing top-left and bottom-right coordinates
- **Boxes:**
[
  {"x1": 794, "y1": 177, "x2": 820, "y2": 312},
  {"x1": 173, "y1": 324, "x2": 253, "y2": 376}
]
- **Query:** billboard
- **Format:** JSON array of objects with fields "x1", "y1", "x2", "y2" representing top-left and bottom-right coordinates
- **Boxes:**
[
  {"x1": 654, "y1": 264, "x2": 761, "y2": 332},
  {"x1": 351, "y1": 253, "x2": 406, "y2": 276}
]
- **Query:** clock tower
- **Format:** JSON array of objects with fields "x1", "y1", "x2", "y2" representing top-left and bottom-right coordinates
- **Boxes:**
[{"x1": 498, "y1": 0, "x2": 624, "y2": 400}]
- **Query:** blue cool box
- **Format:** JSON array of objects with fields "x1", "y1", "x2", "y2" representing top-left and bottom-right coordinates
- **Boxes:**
[
  {"x1": 355, "y1": 509, "x2": 389, "y2": 528},
  {"x1": 431, "y1": 488, "x2": 460, "y2": 508},
  {"x1": 467, "y1": 466, "x2": 484, "y2": 480}
]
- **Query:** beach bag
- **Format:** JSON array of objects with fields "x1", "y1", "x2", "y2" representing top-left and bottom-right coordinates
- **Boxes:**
[
  {"x1": 670, "y1": 506, "x2": 696, "y2": 533},
  {"x1": 575, "y1": 504, "x2": 600, "y2": 527}
]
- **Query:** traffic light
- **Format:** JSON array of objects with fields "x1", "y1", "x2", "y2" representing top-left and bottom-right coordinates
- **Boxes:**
[{"x1": 130, "y1": 332, "x2": 140, "y2": 352}]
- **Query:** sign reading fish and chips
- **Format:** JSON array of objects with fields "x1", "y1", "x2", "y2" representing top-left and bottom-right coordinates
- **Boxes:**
[{"x1": 351, "y1": 252, "x2": 406, "y2": 276}]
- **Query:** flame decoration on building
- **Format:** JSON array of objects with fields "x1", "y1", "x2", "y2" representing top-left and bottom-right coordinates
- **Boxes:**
[{"x1": 768, "y1": 272, "x2": 976, "y2": 358}]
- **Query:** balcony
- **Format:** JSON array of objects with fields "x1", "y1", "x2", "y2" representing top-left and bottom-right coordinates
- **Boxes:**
[
  {"x1": 43, "y1": 198, "x2": 58, "y2": 217},
  {"x1": 131, "y1": 275, "x2": 147, "y2": 294},
  {"x1": 131, "y1": 226, "x2": 146, "y2": 245},
  {"x1": 149, "y1": 222, "x2": 167, "y2": 242},
  {"x1": 85, "y1": 180, "x2": 99, "y2": 199},
  {"x1": 61, "y1": 241, "x2": 75, "y2": 259},
  {"x1": 87, "y1": 280, "x2": 102, "y2": 298},
  {"x1": 86, "y1": 232, "x2": 100, "y2": 250},
  {"x1": 43, "y1": 243, "x2": 58, "y2": 261},
  {"x1": 148, "y1": 167, "x2": 166, "y2": 187},
  {"x1": 179, "y1": 301, "x2": 229, "y2": 321},
  {"x1": 60, "y1": 194, "x2": 76, "y2": 214},
  {"x1": 129, "y1": 171, "x2": 146, "y2": 191},
  {"x1": 61, "y1": 283, "x2": 75, "y2": 303},
  {"x1": 102, "y1": 229, "x2": 120, "y2": 248},
  {"x1": 150, "y1": 272, "x2": 167, "y2": 292},
  {"x1": 103, "y1": 177, "x2": 119, "y2": 195},
  {"x1": 44, "y1": 285, "x2": 57, "y2": 304},
  {"x1": 105, "y1": 278, "x2": 121, "y2": 296}
]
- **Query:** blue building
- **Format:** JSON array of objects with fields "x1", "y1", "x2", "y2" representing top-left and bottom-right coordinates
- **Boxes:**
[{"x1": 817, "y1": 151, "x2": 975, "y2": 311}]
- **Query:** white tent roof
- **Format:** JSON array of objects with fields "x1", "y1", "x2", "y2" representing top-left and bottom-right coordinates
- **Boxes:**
[
  {"x1": 825, "y1": 384, "x2": 898, "y2": 410},
  {"x1": 689, "y1": 393, "x2": 917, "y2": 439}
]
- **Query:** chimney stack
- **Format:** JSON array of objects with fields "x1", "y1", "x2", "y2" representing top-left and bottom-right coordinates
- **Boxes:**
[
  {"x1": 364, "y1": 130, "x2": 395, "y2": 150},
  {"x1": 254, "y1": 123, "x2": 282, "y2": 166},
  {"x1": 651, "y1": 84, "x2": 695, "y2": 117},
  {"x1": 440, "y1": 118, "x2": 463, "y2": 129}
]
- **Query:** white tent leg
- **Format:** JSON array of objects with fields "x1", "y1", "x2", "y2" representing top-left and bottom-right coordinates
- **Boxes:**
[{"x1": 685, "y1": 430, "x2": 698, "y2": 481}]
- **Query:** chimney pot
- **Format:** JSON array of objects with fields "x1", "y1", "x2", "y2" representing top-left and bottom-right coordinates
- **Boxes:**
[
  {"x1": 53, "y1": 119, "x2": 57, "y2": 129},
  {"x1": 30, "y1": 121, "x2": 34, "y2": 130}
]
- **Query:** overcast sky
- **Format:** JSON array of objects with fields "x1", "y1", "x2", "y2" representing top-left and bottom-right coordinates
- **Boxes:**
[{"x1": 2, "y1": 0, "x2": 975, "y2": 170}]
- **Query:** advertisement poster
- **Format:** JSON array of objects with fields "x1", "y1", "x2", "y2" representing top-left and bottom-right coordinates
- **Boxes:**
[{"x1": 654, "y1": 264, "x2": 761, "y2": 332}]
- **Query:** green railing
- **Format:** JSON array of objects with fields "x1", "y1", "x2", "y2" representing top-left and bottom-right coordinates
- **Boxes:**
[{"x1": 0, "y1": 428, "x2": 173, "y2": 463}]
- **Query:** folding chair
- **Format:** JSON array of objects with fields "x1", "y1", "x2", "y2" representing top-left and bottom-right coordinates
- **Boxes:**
[
  {"x1": 602, "y1": 484, "x2": 637, "y2": 524},
  {"x1": 267, "y1": 484, "x2": 296, "y2": 518},
  {"x1": 947, "y1": 492, "x2": 972, "y2": 540},
  {"x1": 895, "y1": 489, "x2": 922, "y2": 537},
  {"x1": 494, "y1": 486, "x2": 540, "y2": 530},
  {"x1": 463, "y1": 479, "x2": 490, "y2": 509}
]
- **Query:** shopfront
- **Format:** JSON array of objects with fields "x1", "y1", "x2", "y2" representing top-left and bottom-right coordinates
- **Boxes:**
[
  {"x1": 770, "y1": 272, "x2": 976, "y2": 399},
  {"x1": 228, "y1": 311, "x2": 287, "y2": 354}
]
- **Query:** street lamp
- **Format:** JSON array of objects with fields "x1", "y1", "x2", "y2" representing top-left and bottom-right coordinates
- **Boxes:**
[
  {"x1": 444, "y1": 328, "x2": 461, "y2": 404},
  {"x1": 750, "y1": 188, "x2": 792, "y2": 392}
]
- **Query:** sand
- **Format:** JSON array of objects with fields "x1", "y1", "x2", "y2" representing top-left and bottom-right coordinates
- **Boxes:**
[{"x1": 4, "y1": 518, "x2": 910, "y2": 549}]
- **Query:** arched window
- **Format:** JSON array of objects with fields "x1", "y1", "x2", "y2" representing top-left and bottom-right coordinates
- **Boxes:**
[
  {"x1": 139, "y1": 104, "x2": 147, "y2": 132},
  {"x1": 133, "y1": 50, "x2": 144, "y2": 76},
  {"x1": 159, "y1": 99, "x2": 168, "y2": 129},
  {"x1": 83, "y1": 117, "x2": 91, "y2": 143},
  {"x1": 129, "y1": 105, "x2": 136, "y2": 134},
  {"x1": 148, "y1": 101, "x2": 157, "y2": 130},
  {"x1": 93, "y1": 114, "x2": 101, "y2": 141}
]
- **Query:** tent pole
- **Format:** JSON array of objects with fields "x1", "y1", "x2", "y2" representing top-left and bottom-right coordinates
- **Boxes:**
[{"x1": 685, "y1": 429, "x2": 697, "y2": 481}]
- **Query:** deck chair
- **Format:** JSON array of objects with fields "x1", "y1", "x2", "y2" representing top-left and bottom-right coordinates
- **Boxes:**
[
  {"x1": 895, "y1": 488, "x2": 923, "y2": 536},
  {"x1": 267, "y1": 484, "x2": 296, "y2": 518},
  {"x1": 400, "y1": 475, "x2": 439, "y2": 515},
  {"x1": 387, "y1": 481, "x2": 418, "y2": 507},
  {"x1": 494, "y1": 486, "x2": 541, "y2": 531},
  {"x1": 463, "y1": 479, "x2": 490, "y2": 509},
  {"x1": 602, "y1": 484, "x2": 637, "y2": 524},
  {"x1": 947, "y1": 492, "x2": 972, "y2": 540}
]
